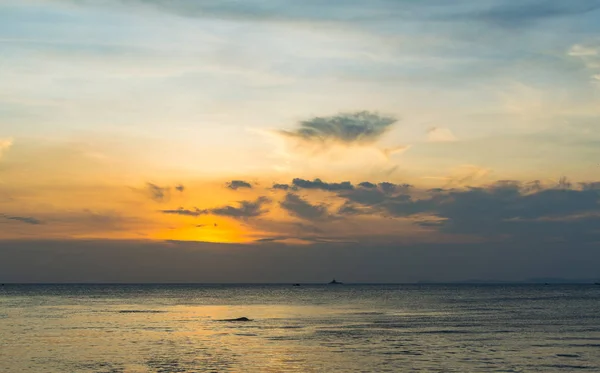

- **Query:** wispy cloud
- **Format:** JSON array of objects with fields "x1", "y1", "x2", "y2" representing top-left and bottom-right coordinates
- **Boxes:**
[
  {"x1": 0, "y1": 213, "x2": 43, "y2": 225},
  {"x1": 162, "y1": 197, "x2": 271, "y2": 220},
  {"x1": 160, "y1": 207, "x2": 206, "y2": 217},
  {"x1": 145, "y1": 183, "x2": 170, "y2": 202},
  {"x1": 0, "y1": 138, "x2": 13, "y2": 160},
  {"x1": 426, "y1": 127, "x2": 457, "y2": 142},
  {"x1": 142, "y1": 182, "x2": 185, "y2": 202},
  {"x1": 448, "y1": 1, "x2": 600, "y2": 27}
]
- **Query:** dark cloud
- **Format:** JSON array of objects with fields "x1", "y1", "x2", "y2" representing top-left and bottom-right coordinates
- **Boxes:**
[
  {"x1": 449, "y1": 0, "x2": 600, "y2": 27},
  {"x1": 161, "y1": 198, "x2": 270, "y2": 220},
  {"x1": 337, "y1": 202, "x2": 365, "y2": 216},
  {"x1": 279, "y1": 111, "x2": 397, "y2": 146},
  {"x1": 358, "y1": 182, "x2": 377, "y2": 189},
  {"x1": 378, "y1": 182, "x2": 412, "y2": 194},
  {"x1": 292, "y1": 178, "x2": 354, "y2": 191},
  {"x1": 272, "y1": 183, "x2": 293, "y2": 191},
  {"x1": 211, "y1": 197, "x2": 270, "y2": 219},
  {"x1": 160, "y1": 207, "x2": 207, "y2": 217},
  {"x1": 175, "y1": 184, "x2": 185, "y2": 192},
  {"x1": 339, "y1": 179, "x2": 600, "y2": 242},
  {"x1": 280, "y1": 193, "x2": 330, "y2": 221},
  {"x1": 427, "y1": 185, "x2": 600, "y2": 240},
  {"x1": 0, "y1": 214, "x2": 43, "y2": 225},
  {"x1": 340, "y1": 182, "x2": 412, "y2": 207},
  {"x1": 145, "y1": 183, "x2": 170, "y2": 202},
  {"x1": 227, "y1": 180, "x2": 253, "y2": 190}
]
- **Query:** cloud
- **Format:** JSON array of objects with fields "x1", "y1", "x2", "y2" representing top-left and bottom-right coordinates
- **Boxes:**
[
  {"x1": 338, "y1": 179, "x2": 600, "y2": 242},
  {"x1": 441, "y1": 165, "x2": 491, "y2": 188},
  {"x1": 211, "y1": 196, "x2": 270, "y2": 219},
  {"x1": 161, "y1": 197, "x2": 270, "y2": 220},
  {"x1": 139, "y1": 183, "x2": 185, "y2": 202},
  {"x1": 339, "y1": 182, "x2": 412, "y2": 208},
  {"x1": 451, "y1": 1, "x2": 600, "y2": 27},
  {"x1": 358, "y1": 182, "x2": 377, "y2": 189},
  {"x1": 381, "y1": 145, "x2": 411, "y2": 159},
  {"x1": 145, "y1": 183, "x2": 170, "y2": 202},
  {"x1": 569, "y1": 44, "x2": 599, "y2": 57},
  {"x1": 227, "y1": 180, "x2": 253, "y2": 190},
  {"x1": 272, "y1": 183, "x2": 293, "y2": 191},
  {"x1": 0, "y1": 214, "x2": 43, "y2": 225},
  {"x1": 337, "y1": 201, "x2": 366, "y2": 216},
  {"x1": 278, "y1": 111, "x2": 398, "y2": 146},
  {"x1": 292, "y1": 178, "x2": 354, "y2": 191},
  {"x1": 569, "y1": 43, "x2": 600, "y2": 84},
  {"x1": 0, "y1": 138, "x2": 13, "y2": 160},
  {"x1": 280, "y1": 193, "x2": 330, "y2": 221},
  {"x1": 160, "y1": 207, "x2": 207, "y2": 217},
  {"x1": 427, "y1": 127, "x2": 457, "y2": 142}
]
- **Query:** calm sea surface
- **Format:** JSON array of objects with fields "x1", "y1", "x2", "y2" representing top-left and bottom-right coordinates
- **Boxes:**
[{"x1": 1, "y1": 284, "x2": 599, "y2": 372}]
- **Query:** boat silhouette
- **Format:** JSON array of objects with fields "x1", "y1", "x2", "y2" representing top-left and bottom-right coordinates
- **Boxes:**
[{"x1": 328, "y1": 278, "x2": 343, "y2": 285}]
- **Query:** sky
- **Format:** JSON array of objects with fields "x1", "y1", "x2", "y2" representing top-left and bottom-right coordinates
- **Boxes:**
[{"x1": 1, "y1": 0, "x2": 600, "y2": 283}]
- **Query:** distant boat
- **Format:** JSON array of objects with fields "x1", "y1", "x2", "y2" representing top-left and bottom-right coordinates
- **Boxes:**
[
  {"x1": 292, "y1": 283, "x2": 301, "y2": 287},
  {"x1": 328, "y1": 278, "x2": 343, "y2": 285}
]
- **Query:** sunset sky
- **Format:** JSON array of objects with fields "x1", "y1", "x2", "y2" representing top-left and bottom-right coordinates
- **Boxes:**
[{"x1": 1, "y1": 0, "x2": 600, "y2": 282}]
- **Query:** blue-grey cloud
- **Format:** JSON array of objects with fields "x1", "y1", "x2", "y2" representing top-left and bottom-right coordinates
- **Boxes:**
[
  {"x1": 448, "y1": 0, "x2": 600, "y2": 27},
  {"x1": 292, "y1": 178, "x2": 354, "y2": 191},
  {"x1": 280, "y1": 193, "x2": 330, "y2": 221},
  {"x1": 161, "y1": 197, "x2": 270, "y2": 219},
  {"x1": 0, "y1": 214, "x2": 43, "y2": 225},
  {"x1": 211, "y1": 196, "x2": 270, "y2": 219},
  {"x1": 340, "y1": 179, "x2": 600, "y2": 242},
  {"x1": 272, "y1": 183, "x2": 295, "y2": 191},
  {"x1": 160, "y1": 207, "x2": 207, "y2": 217},
  {"x1": 337, "y1": 201, "x2": 365, "y2": 216},
  {"x1": 57, "y1": 0, "x2": 418, "y2": 24},
  {"x1": 358, "y1": 181, "x2": 377, "y2": 189},
  {"x1": 279, "y1": 111, "x2": 398, "y2": 146},
  {"x1": 339, "y1": 181, "x2": 412, "y2": 207},
  {"x1": 227, "y1": 180, "x2": 253, "y2": 190},
  {"x1": 146, "y1": 182, "x2": 169, "y2": 202}
]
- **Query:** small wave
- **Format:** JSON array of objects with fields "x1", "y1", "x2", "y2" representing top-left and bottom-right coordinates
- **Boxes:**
[
  {"x1": 567, "y1": 343, "x2": 600, "y2": 348},
  {"x1": 352, "y1": 311, "x2": 386, "y2": 315},
  {"x1": 381, "y1": 350, "x2": 423, "y2": 356},
  {"x1": 117, "y1": 310, "x2": 165, "y2": 313},
  {"x1": 557, "y1": 354, "x2": 581, "y2": 358},
  {"x1": 542, "y1": 364, "x2": 594, "y2": 370}
]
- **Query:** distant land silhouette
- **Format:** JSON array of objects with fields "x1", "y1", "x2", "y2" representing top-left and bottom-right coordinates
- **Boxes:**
[{"x1": 417, "y1": 277, "x2": 600, "y2": 284}]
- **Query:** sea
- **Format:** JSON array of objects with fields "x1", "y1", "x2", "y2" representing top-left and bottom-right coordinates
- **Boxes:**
[{"x1": 1, "y1": 284, "x2": 599, "y2": 372}]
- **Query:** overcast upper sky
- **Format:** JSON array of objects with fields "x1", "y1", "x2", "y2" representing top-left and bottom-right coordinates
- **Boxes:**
[{"x1": 1, "y1": 0, "x2": 600, "y2": 283}]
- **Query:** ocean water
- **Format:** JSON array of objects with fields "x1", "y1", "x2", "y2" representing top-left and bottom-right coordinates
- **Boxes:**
[{"x1": 1, "y1": 284, "x2": 599, "y2": 372}]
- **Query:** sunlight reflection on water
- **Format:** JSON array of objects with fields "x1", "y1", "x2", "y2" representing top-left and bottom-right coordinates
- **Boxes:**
[{"x1": 1, "y1": 284, "x2": 599, "y2": 372}]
